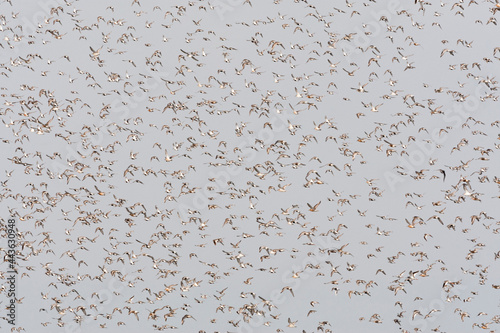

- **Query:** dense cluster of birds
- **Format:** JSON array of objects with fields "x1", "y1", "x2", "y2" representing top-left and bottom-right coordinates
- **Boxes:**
[{"x1": 1, "y1": 0, "x2": 500, "y2": 332}]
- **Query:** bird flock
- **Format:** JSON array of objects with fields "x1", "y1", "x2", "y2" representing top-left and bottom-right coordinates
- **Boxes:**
[{"x1": 1, "y1": 0, "x2": 500, "y2": 332}]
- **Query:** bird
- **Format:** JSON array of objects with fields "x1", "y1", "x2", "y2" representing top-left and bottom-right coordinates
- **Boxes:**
[{"x1": 307, "y1": 201, "x2": 321, "y2": 212}]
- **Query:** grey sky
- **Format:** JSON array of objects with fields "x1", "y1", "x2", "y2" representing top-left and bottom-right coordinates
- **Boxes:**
[{"x1": 1, "y1": 0, "x2": 500, "y2": 332}]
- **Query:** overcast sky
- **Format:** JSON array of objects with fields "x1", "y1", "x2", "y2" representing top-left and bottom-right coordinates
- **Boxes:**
[{"x1": 1, "y1": 0, "x2": 500, "y2": 332}]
